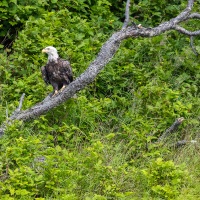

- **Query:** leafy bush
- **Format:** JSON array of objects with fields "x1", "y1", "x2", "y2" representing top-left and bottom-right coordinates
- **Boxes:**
[
  {"x1": 141, "y1": 158, "x2": 187, "y2": 199},
  {"x1": 0, "y1": 0, "x2": 200, "y2": 199},
  {"x1": 0, "y1": 0, "x2": 97, "y2": 48},
  {"x1": 0, "y1": 122, "x2": 188, "y2": 199}
]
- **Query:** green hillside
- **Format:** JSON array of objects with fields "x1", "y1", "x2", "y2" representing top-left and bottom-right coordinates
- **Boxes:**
[{"x1": 0, "y1": 0, "x2": 200, "y2": 199}]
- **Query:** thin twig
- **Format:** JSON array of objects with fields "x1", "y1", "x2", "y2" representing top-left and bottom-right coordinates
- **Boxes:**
[
  {"x1": 6, "y1": 102, "x2": 8, "y2": 119},
  {"x1": 123, "y1": 0, "x2": 131, "y2": 28},
  {"x1": 18, "y1": 93, "x2": 25, "y2": 112},
  {"x1": 190, "y1": 36, "x2": 199, "y2": 56},
  {"x1": 11, "y1": 93, "x2": 25, "y2": 116},
  {"x1": 189, "y1": 13, "x2": 200, "y2": 19},
  {"x1": 173, "y1": 25, "x2": 200, "y2": 36},
  {"x1": 0, "y1": 94, "x2": 25, "y2": 137}
]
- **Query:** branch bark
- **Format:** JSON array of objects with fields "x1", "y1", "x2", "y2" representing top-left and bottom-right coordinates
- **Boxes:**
[
  {"x1": 0, "y1": 93, "x2": 25, "y2": 136},
  {"x1": 11, "y1": 93, "x2": 25, "y2": 116},
  {"x1": 0, "y1": 0, "x2": 200, "y2": 135},
  {"x1": 122, "y1": 0, "x2": 131, "y2": 28},
  {"x1": 158, "y1": 117, "x2": 185, "y2": 142}
]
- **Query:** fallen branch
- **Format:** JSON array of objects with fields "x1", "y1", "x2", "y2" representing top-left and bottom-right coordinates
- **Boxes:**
[
  {"x1": 172, "y1": 139, "x2": 197, "y2": 148},
  {"x1": 0, "y1": 0, "x2": 200, "y2": 136},
  {"x1": 157, "y1": 117, "x2": 198, "y2": 149},
  {"x1": 158, "y1": 117, "x2": 185, "y2": 142}
]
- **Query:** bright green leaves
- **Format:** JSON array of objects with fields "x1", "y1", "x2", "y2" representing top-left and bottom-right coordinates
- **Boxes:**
[
  {"x1": 141, "y1": 158, "x2": 187, "y2": 199},
  {"x1": 7, "y1": 6, "x2": 118, "y2": 77},
  {"x1": 130, "y1": 0, "x2": 185, "y2": 26},
  {"x1": 0, "y1": 2, "x2": 119, "y2": 114},
  {"x1": 0, "y1": 1, "x2": 199, "y2": 199},
  {"x1": 50, "y1": 0, "x2": 58, "y2": 3}
]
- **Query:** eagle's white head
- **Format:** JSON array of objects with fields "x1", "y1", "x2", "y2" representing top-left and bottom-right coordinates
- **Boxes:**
[{"x1": 42, "y1": 46, "x2": 59, "y2": 63}]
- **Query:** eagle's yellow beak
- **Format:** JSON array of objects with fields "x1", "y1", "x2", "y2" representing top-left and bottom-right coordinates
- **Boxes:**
[{"x1": 42, "y1": 49, "x2": 47, "y2": 53}]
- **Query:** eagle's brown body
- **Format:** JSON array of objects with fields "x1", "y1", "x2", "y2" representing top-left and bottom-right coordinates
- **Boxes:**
[{"x1": 41, "y1": 46, "x2": 73, "y2": 96}]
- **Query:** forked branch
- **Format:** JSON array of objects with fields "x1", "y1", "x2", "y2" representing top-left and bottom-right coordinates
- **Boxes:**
[
  {"x1": 0, "y1": 0, "x2": 200, "y2": 136},
  {"x1": 0, "y1": 93, "x2": 25, "y2": 136}
]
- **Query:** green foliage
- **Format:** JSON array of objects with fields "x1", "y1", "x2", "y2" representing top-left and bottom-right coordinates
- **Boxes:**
[
  {"x1": 141, "y1": 158, "x2": 187, "y2": 199},
  {"x1": 130, "y1": 0, "x2": 185, "y2": 26},
  {"x1": 4, "y1": 1, "x2": 119, "y2": 75},
  {"x1": 0, "y1": 0, "x2": 96, "y2": 46},
  {"x1": 0, "y1": 0, "x2": 120, "y2": 110},
  {"x1": 0, "y1": 123, "x2": 188, "y2": 199},
  {"x1": 0, "y1": 0, "x2": 200, "y2": 199}
]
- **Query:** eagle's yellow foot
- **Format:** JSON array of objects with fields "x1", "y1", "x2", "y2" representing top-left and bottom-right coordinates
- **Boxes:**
[
  {"x1": 59, "y1": 85, "x2": 66, "y2": 93},
  {"x1": 52, "y1": 90, "x2": 58, "y2": 97}
]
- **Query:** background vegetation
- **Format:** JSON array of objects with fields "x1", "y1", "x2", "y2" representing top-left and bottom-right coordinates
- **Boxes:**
[{"x1": 0, "y1": 0, "x2": 200, "y2": 199}]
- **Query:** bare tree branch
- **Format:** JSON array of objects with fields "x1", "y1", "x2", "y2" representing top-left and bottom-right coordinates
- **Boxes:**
[
  {"x1": 12, "y1": 93, "x2": 25, "y2": 116},
  {"x1": 173, "y1": 25, "x2": 200, "y2": 36},
  {"x1": 122, "y1": 0, "x2": 131, "y2": 28},
  {"x1": 0, "y1": 0, "x2": 200, "y2": 136},
  {"x1": 189, "y1": 13, "x2": 200, "y2": 19},
  {"x1": 0, "y1": 93, "x2": 25, "y2": 136}
]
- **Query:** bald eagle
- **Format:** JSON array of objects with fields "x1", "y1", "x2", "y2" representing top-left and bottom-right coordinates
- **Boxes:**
[{"x1": 41, "y1": 46, "x2": 73, "y2": 97}]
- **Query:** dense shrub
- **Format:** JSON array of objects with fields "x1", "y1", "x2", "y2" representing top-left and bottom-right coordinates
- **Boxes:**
[{"x1": 0, "y1": 0, "x2": 199, "y2": 199}]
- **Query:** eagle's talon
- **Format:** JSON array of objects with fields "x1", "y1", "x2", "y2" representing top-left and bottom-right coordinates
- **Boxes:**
[
  {"x1": 59, "y1": 85, "x2": 66, "y2": 93},
  {"x1": 52, "y1": 90, "x2": 58, "y2": 97}
]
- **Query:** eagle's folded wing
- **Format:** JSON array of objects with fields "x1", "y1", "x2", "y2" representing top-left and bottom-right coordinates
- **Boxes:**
[
  {"x1": 59, "y1": 59, "x2": 73, "y2": 83},
  {"x1": 41, "y1": 66, "x2": 50, "y2": 84}
]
